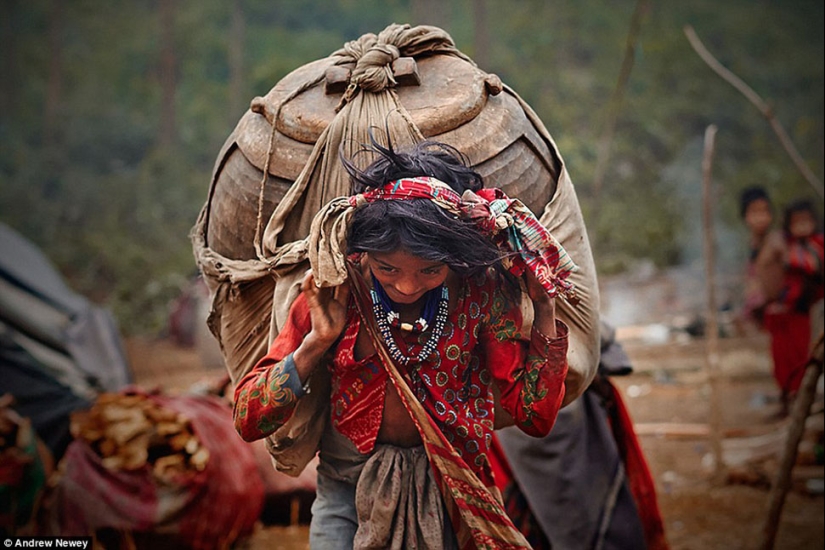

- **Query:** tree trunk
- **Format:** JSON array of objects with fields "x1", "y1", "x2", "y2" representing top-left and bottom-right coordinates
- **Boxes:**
[
  {"x1": 472, "y1": 0, "x2": 490, "y2": 69},
  {"x1": 158, "y1": 0, "x2": 177, "y2": 148},
  {"x1": 411, "y1": 0, "x2": 450, "y2": 31},
  {"x1": 44, "y1": 0, "x2": 64, "y2": 149},
  {"x1": 591, "y1": 0, "x2": 651, "y2": 205},
  {"x1": 0, "y1": 0, "x2": 18, "y2": 118},
  {"x1": 228, "y1": 0, "x2": 246, "y2": 124}
]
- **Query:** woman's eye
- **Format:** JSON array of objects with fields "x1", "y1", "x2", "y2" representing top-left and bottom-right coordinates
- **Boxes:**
[{"x1": 379, "y1": 266, "x2": 397, "y2": 273}]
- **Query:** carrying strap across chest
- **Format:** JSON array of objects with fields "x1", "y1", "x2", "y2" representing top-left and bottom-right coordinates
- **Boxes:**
[{"x1": 345, "y1": 262, "x2": 531, "y2": 550}]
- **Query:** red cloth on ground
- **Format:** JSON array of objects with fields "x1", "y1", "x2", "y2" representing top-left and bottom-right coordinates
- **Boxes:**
[
  {"x1": 763, "y1": 311, "x2": 812, "y2": 394},
  {"x1": 49, "y1": 391, "x2": 264, "y2": 549}
]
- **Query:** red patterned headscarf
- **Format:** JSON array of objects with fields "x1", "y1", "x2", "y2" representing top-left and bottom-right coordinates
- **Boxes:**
[{"x1": 349, "y1": 176, "x2": 579, "y2": 305}]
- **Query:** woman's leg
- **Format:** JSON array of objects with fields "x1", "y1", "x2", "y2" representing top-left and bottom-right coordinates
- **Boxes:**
[{"x1": 309, "y1": 471, "x2": 359, "y2": 550}]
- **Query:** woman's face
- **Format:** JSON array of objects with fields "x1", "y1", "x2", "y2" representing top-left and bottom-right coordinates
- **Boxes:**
[{"x1": 366, "y1": 249, "x2": 449, "y2": 305}]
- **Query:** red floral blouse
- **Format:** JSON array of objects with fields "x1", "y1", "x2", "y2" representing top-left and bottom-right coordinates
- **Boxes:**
[{"x1": 234, "y1": 268, "x2": 569, "y2": 486}]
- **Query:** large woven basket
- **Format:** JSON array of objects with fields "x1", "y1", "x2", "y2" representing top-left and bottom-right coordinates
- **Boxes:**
[{"x1": 192, "y1": 27, "x2": 599, "y2": 474}]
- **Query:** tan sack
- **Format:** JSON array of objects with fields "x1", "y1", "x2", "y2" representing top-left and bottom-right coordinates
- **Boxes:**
[{"x1": 192, "y1": 24, "x2": 599, "y2": 476}]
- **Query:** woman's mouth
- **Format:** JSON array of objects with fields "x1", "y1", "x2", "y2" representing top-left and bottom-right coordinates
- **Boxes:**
[{"x1": 387, "y1": 288, "x2": 423, "y2": 304}]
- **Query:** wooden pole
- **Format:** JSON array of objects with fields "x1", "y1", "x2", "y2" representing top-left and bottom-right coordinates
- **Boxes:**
[
  {"x1": 684, "y1": 25, "x2": 824, "y2": 199},
  {"x1": 471, "y1": 0, "x2": 490, "y2": 70},
  {"x1": 701, "y1": 124, "x2": 726, "y2": 484},
  {"x1": 290, "y1": 494, "x2": 301, "y2": 526},
  {"x1": 44, "y1": 0, "x2": 64, "y2": 149},
  {"x1": 592, "y1": 0, "x2": 651, "y2": 205},
  {"x1": 158, "y1": 0, "x2": 178, "y2": 148},
  {"x1": 759, "y1": 333, "x2": 825, "y2": 550},
  {"x1": 228, "y1": 0, "x2": 246, "y2": 124}
]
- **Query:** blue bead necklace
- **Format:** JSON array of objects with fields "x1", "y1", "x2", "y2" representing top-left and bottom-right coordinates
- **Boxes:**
[
  {"x1": 369, "y1": 273, "x2": 449, "y2": 366},
  {"x1": 370, "y1": 273, "x2": 443, "y2": 332}
]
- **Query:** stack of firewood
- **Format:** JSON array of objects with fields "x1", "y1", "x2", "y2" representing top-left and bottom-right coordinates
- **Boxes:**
[
  {"x1": 0, "y1": 394, "x2": 35, "y2": 484},
  {"x1": 70, "y1": 393, "x2": 209, "y2": 481}
]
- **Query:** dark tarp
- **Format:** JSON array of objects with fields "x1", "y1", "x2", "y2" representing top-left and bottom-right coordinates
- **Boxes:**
[
  {"x1": 0, "y1": 329, "x2": 91, "y2": 459},
  {"x1": 496, "y1": 325, "x2": 648, "y2": 550},
  {"x1": 0, "y1": 222, "x2": 132, "y2": 459}
]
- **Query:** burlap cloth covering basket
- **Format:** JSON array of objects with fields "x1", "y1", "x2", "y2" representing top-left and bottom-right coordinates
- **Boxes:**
[{"x1": 191, "y1": 24, "x2": 600, "y2": 476}]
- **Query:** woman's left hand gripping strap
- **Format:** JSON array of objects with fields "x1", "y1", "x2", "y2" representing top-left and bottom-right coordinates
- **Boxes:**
[{"x1": 462, "y1": 188, "x2": 580, "y2": 306}]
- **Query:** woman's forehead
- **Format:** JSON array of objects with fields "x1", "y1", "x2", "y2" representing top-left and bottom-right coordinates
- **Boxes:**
[{"x1": 369, "y1": 250, "x2": 445, "y2": 269}]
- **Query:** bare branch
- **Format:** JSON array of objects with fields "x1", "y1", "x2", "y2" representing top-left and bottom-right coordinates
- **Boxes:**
[
  {"x1": 684, "y1": 25, "x2": 823, "y2": 199},
  {"x1": 592, "y1": 0, "x2": 651, "y2": 204},
  {"x1": 759, "y1": 334, "x2": 825, "y2": 549}
]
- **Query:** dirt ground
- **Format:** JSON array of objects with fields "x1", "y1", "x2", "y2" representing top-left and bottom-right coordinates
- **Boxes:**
[
  {"x1": 611, "y1": 332, "x2": 824, "y2": 550},
  {"x1": 125, "y1": 329, "x2": 824, "y2": 550}
]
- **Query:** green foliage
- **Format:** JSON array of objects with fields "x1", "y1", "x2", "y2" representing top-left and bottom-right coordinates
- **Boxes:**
[{"x1": 0, "y1": 0, "x2": 822, "y2": 334}]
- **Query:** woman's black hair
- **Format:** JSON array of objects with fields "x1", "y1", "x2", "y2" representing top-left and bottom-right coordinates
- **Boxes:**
[
  {"x1": 739, "y1": 186, "x2": 771, "y2": 219},
  {"x1": 342, "y1": 131, "x2": 515, "y2": 285},
  {"x1": 342, "y1": 131, "x2": 483, "y2": 194},
  {"x1": 782, "y1": 199, "x2": 821, "y2": 235}
]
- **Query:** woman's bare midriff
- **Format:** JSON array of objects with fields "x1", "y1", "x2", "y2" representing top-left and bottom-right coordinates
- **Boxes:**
[
  {"x1": 377, "y1": 381, "x2": 422, "y2": 447},
  {"x1": 353, "y1": 262, "x2": 462, "y2": 448},
  {"x1": 353, "y1": 323, "x2": 423, "y2": 448}
]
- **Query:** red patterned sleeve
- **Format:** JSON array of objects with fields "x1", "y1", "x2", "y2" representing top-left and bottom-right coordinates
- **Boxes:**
[
  {"x1": 787, "y1": 234, "x2": 824, "y2": 275},
  {"x1": 480, "y1": 287, "x2": 569, "y2": 437},
  {"x1": 233, "y1": 293, "x2": 312, "y2": 442}
]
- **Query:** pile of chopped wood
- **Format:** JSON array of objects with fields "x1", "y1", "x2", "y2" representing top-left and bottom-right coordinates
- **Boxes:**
[
  {"x1": 70, "y1": 393, "x2": 209, "y2": 481},
  {"x1": 0, "y1": 394, "x2": 35, "y2": 484}
]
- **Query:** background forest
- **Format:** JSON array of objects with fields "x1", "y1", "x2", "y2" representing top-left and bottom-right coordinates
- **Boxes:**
[{"x1": 1, "y1": 0, "x2": 822, "y2": 334}]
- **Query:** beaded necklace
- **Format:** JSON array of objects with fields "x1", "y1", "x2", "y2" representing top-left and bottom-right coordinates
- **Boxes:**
[
  {"x1": 370, "y1": 273, "x2": 442, "y2": 332},
  {"x1": 369, "y1": 275, "x2": 450, "y2": 366}
]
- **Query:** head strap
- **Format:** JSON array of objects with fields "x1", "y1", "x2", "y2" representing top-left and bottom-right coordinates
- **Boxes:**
[{"x1": 310, "y1": 176, "x2": 579, "y2": 305}]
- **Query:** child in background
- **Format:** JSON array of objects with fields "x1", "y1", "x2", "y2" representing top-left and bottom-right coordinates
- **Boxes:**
[
  {"x1": 739, "y1": 186, "x2": 784, "y2": 328},
  {"x1": 763, "y1": 199, "x2": 824, "y2": 416}
]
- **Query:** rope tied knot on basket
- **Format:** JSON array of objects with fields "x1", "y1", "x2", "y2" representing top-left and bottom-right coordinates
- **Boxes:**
[
  {"x1": 345, "y1": 41, "x2": 401, "y2": 92},
  {"x1": 331, "y1": 23, "x2": 468, "y2": 110}
]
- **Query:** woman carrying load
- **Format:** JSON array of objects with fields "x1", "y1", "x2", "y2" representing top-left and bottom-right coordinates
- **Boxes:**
[{"x1": 233, "y1": 138, "x2": 578, "y2": 549}]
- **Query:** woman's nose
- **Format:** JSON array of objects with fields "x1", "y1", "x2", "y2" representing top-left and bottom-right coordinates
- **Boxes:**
[{"x1": 394, "y1": 276, "x2": 421, "y2": 296}]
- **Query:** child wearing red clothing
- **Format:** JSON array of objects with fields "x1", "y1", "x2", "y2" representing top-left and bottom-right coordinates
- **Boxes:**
[{"x1": 763, "y1": 200, "x2": 824, "y2": 416}]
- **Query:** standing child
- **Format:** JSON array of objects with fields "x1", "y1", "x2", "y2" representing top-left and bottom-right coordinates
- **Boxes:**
[
  {"x1": 763, "y1": 199, "x2": 824, "y2": 416},
  {"x1": 739, "y1": 186, "x2": 784, "y2": 328}
]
